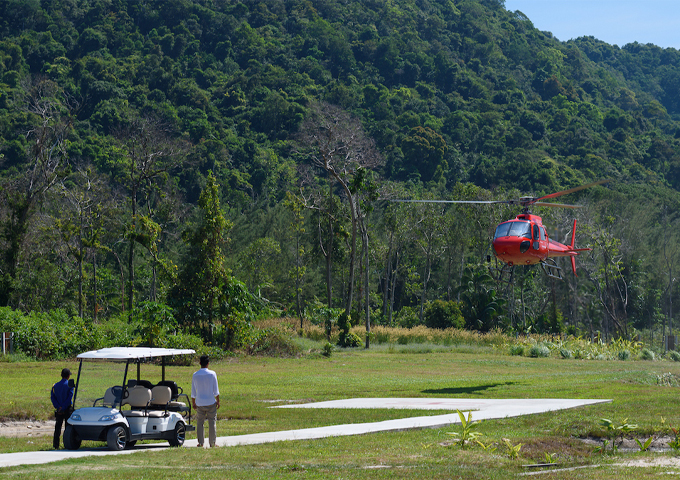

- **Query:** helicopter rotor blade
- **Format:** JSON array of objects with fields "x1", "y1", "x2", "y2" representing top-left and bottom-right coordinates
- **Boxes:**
[
  {"x1": 390, "y1": 180, "x2": 609, "y2": 209},
  {"x1": 533, "y1": 179, "x2": 609, "y2": 203},
  {"x1": 532, "y1": 202, "x2": 582, "y2": 209},
  {"x1": 391, "y1": 199, "x2": 506, "y2": 205}
]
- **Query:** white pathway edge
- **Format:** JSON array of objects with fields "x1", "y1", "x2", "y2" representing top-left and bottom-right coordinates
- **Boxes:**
[{"x1": 0, "y1": 398, "x2": 610, "y2": 468}]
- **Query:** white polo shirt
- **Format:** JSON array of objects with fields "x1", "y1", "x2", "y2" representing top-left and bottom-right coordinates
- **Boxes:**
[{"x1": 191, "y1": 367, "x2": 220, "y2": 407}]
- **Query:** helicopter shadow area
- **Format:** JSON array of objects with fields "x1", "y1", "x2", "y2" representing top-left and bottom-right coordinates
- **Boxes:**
[{"x1": 422, "y1": 382, "x2": 517, "y2": 396}]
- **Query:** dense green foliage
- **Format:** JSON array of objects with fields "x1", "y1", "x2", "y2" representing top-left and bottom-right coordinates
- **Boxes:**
[{"x1": 1, "y1": 0, "x2": 680, "y2": 350}]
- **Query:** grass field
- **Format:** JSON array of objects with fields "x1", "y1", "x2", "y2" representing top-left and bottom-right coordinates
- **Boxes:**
[{"x1": 2, "y1": 335, "x2": 680, "y2": 479}]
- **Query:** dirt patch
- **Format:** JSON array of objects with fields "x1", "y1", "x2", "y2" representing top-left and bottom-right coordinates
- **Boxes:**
[
  {"x1": 618, "y1": 457, "x2": 680, "y2": 468},
  {"x1": 580, "y1": 435, "x2": 674, "y2": 452},
  {"x1": 0, "y1": 420, "x2": 55, "y2": 438}
]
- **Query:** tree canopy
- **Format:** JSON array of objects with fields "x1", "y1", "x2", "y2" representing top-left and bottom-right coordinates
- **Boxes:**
[{"x1": 1, "y1": 0, "x2": 680, "y2": 347}]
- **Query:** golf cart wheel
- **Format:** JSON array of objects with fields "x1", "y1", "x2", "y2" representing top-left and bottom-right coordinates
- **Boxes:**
[
  {"x1": 63, "y1": 425, "x2": 81, "y2": 450},
  {"x1": 106, "y1": 425, "x2": 128, "y2": 451},
  {"x1": 168, "y1": 422, "x2": 185, "y2": 447}
]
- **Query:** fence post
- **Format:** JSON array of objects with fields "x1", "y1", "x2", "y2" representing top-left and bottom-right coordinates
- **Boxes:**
[{"x1": 1, "y1": 332, "x2": 12, "y2": 355}]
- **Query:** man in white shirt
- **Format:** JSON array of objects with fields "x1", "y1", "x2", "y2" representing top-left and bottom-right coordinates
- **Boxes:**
[{"x1": 191, "y1": 355, "x2": 220, "y2": 447}]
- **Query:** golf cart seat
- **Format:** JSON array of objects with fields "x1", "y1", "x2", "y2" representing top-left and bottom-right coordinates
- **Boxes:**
[
  {"x1": 155, "y1": 380, "x2": 189, "y2": 413},
  {"x1": 121, "y1": 385, "x2": 152, "y2": 417},
  {"x1": 94, "y1": 386, "x2": 123, "y2": 408},
  {"x1": 127, "y1": 379, "x2": 154, "y2": 389},
  {"x1": 150, "y1": 386, "x2": 171, "y2": 408},
  {"x1": 155, "y1": 380, "x2": 181, "y2": 400},
  {"x1": 145, "y1": 385, "x2": 172, "y2": 418}
]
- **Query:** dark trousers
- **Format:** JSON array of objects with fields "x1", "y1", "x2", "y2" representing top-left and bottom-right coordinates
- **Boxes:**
[{"x1": 53, "y1": 410, "x2": 69, "y2": 449}]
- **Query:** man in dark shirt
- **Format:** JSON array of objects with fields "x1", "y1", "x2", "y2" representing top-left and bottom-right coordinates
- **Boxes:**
[{"x1": 51, "y1": 368, "x2": 73, "y2": 449}]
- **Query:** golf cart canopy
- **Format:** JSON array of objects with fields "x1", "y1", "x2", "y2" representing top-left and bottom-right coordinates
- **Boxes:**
[{"x1": 77, "y1": 347, "x2": 196, "y2": 361}]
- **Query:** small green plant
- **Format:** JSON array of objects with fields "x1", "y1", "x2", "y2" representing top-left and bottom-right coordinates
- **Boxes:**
[
  {"x1": 446, "y1": 410, "x2": 483, "y2": 448},
  {"x1": 598, "y1": 418, "x2": 638, "y2": 453},
  {"x1": 594, "y1": 439, "x2": 610, "y2": 455},
  {"x1": 635, "y1": 436, "x2": 653, "y2": 452},
  {"x1": 669, "y1": 428, "x2": 680, "y2": 453},
  {"x1": 321, "y1": 342, "x2": 334, "y2": 357},
  {"x1": 657, "y1": 372, "x2": 678, "y2": 386},
  {"x1": 543, "y1": 452, "x2": 557, "y2": 464},
  {"x1": 502, "y1": 438, "x2": 523, "y2": 459},
  {"x1": 476, "y1": 440, "x2": 497, "y2": 452}
]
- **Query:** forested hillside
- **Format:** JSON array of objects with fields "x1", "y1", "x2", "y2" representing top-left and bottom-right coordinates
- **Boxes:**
[{"x1": 2, "y1": 0, "x2": 680, "y2": 350}]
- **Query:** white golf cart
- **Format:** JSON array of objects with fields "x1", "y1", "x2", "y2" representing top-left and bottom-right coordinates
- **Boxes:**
[{"x1": 64, "y1": 347, "x2": 196, "y2": 451}]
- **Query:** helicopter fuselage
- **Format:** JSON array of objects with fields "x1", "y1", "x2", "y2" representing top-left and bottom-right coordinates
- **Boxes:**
[{"x1": 492, "y1": 214, "x2": 588, "y2": 275}]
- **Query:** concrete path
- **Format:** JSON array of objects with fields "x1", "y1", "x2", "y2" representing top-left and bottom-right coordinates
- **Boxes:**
[{"x1": 0, "y1": 398, "x2": 610, "y2": 468}]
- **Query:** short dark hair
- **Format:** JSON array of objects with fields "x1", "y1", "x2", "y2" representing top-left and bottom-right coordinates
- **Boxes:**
[
  {"x1": 61, "y1": 368, "x2": 71, "y2": 379},
  {"x1": 199, "y1": 355, "x2": 209, "y2": 367}
]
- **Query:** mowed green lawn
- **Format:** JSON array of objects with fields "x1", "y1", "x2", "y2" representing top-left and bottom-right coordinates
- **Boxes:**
[{"x1": 3, "y1": 343, "x2": 680, "y2": 479}]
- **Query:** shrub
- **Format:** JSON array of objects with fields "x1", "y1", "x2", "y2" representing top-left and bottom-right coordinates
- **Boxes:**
[
  {"x1": 338, "y1": 331, "x2": 363, "y2": 348},
  {"x1": 669, "y1": 350, "x2": 680, "y2": 362},
  {"x1": 165, "y1": 332, "x2": 205, "y2": 351},
  {"x1": 640, "y1": 348, "x2": 655, "y2": 361},
  {"x1": 424, "y1": 300, "x2": 465, "y2": 330},
  {"x1": 0, "y1": 351, "x2": 34, "y2": 362},
  {"x1": 509, "y1": 345, "x2": 524, "y2": 356},
  {"x1": 1, "y1": 308, "x2": 103, "y2": 360},
  {"x1": 95, "y1": 318, "x2": 132, "y2": 348},
  {"x1": 212, "y1": 316, "x2": 261, "y2": 350},
  {"x1": 196, "y1": 345, "x2": 230, "y2": 361},
  {"x1": 395, "y1": 306, "x2": 420, "y2": 328},
  {"x1": 131, "y1": 301, "x2": 177, "y2": 347},
  {"x1": 248, "y1": 329, "x2": 302, "y2": 357},
  {"x1": 304, "y1": 304, "x2": 342, "y2": 328},
  {"x1": 160, "y1": 333, "x2": 204, "y2": 365},
  {"x1": 560, "y1": 348, "x2": 573, "y2": 359},
  {"x1": 529, "y1": 344, "x2": 551, "y2": 358},
  {"x1": 337, "y1": 312, "x2": 360, "y2": 347},
  {"x1": 373, "y1": 329, "x2": 391, "y2": 344},
  {"x1": 618, "y1": 349, "x2": 631, "y2": 361}
]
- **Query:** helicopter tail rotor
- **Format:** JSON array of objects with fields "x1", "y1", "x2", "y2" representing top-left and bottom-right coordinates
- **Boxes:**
[{"x1": 568, "y1": 219, "x2": 592, "y2": 276}]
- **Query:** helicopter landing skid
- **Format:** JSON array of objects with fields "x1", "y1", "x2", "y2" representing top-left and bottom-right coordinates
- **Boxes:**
[{"x1": 541, "y1": 259, "x2": 563, "y2": 280}]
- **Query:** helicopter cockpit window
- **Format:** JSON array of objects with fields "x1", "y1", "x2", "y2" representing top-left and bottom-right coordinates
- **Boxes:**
[
  {"x1": 494, "y1": 222, "x2": 512, "y2": 239},
  {"x1": 540, "y1": 227, "x2": 547, "y2": 241},
  {"x1": 507, "y1": 221, "x2": 532, "y2": 239}
]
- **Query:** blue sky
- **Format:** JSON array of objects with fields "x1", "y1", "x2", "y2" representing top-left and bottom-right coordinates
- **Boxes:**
[{"x1": 504, "y1": 0, "x2": 680, "y2": 49}]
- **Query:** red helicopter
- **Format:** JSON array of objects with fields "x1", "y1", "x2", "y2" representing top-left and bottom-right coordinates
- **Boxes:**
[{"x1": 397, "y1": 180, "x2": 608, "y2": 280}]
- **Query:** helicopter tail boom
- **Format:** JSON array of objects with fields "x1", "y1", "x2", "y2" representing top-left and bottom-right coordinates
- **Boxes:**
[{"x1": 547, "y1": 220, "x2": 589, "y2": 276}]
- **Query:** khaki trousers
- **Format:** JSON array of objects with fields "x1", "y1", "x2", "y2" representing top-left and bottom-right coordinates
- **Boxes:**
[{"x1": 195, "y1": 402, "x2": 217, "y2": 447}]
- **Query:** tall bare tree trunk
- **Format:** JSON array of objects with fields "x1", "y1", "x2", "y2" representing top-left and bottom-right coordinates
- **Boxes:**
[{"x1": 362, "y1": 223, "x2": 370, "y2": 348}]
